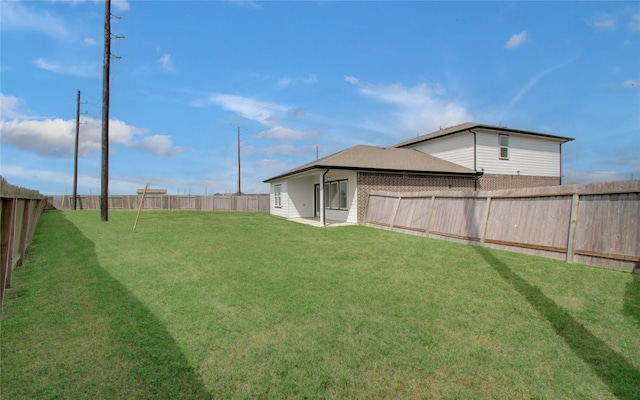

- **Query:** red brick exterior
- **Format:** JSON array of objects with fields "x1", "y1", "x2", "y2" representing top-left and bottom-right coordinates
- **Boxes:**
[{"x1": 477, "y1": 174, "x2": 560, "y2": 191}]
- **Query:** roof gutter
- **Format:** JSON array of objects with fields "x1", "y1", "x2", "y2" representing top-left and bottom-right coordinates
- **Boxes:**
[{"x1": 264, "y1": 165, "x2": 480, "y2": 183}]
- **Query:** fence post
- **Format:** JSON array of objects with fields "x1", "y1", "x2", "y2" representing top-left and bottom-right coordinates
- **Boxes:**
[
  {"x1": 424, "y1": 196, "x2": 437, "y2": 237},
  {"x1": 566, "y1": 193, "x2": 580, "y2": 263},
  {"x1": 1, "y1": 199, "x2": 16, "y2": 302},
  {"x1": 480, "y1": 196, "x2": 492, "y2": 246},
  {"x1": 389, "y1": 195, "x2": 403, "y2": 231},
  {"x1": 17, "y1": 199, "x2": 31, "y2": 267}
]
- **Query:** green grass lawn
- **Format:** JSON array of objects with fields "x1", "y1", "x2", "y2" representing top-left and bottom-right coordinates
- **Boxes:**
[{"x1": 1, "y1": 210, "x2": 639, "y2": 399}]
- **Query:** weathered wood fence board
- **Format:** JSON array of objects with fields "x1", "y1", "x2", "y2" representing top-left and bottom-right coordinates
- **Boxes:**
[
  {"x1": 0, "y1": 177, "x2": 47, "y2": 306},
  {"x1": 47, "y1": 194, "x2": 270, "y2": 212},
  {"x1": 364, "y1": 180, "x2": 640, "y2": 273}
]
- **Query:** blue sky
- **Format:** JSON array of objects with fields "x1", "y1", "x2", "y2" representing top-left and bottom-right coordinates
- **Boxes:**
[{"x1": 1, "y1": 0, "x2": 639, "y2": 195}]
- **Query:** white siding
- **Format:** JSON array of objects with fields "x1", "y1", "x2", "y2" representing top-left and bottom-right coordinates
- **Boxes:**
[
  {"x1": 324, "y1": 170, "x2": 358, "y2": 223},
  {"x1": 269, "y1": 171, "x2": 357, "y2": 222},
  {"x1": 475, "y1": 129, "x2": 562, "y2": 177},
  {"x1": 406, "y1": 132, "x2": 475, "y2": 169},
  {"x1": 406, "y1": 128, "x2": 563, "y2": 177},
  {"x1": 287, "y1": 175, "x2": 316, "y2": 218},
  {"x1": 269, "y1": 181, "x2": 288, "y2": 217}
]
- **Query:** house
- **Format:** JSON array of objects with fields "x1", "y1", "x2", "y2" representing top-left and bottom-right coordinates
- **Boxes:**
[
  {"x1": 264, "y1": 122, "x2": 574, "y2": 225},
  {"x1": 395, "y1": 122, "x2": 574, "y2": 191}
]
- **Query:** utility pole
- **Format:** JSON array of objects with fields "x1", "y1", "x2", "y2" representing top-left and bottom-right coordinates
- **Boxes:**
[
  {"x1": 100, "y1": 0, "x2": 123, "y2": 221},
  {"x1": 100, "y1": 0, "x2": 111, "y2": 221},
  {"x1": 73, "y1": 89, "x2": 81, "y2": 210},
  {"x1": 237, "y1": 127, "x2": 241, "y2": 196}
]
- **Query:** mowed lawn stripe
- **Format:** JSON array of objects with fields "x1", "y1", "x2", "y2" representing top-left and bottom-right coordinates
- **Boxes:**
[{"x1": 2, "y1": 210, "x2": 638, "y2": 399}]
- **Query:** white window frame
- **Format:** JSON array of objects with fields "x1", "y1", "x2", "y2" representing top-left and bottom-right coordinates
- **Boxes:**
[
  {"x1": 324, "y1": 179, "x2": 348, "y2": 210},
  {"x1": 499, "y1": 134, "x2": 509, "y2": 160},
  {"x1": 274, "y1": 184, "x2": 282, "y2": 208}
]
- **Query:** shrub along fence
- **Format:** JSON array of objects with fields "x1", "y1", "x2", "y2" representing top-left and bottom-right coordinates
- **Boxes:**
[
  {"x1": 0, "y1": 177, "x2": 47, "y2": 306},
  {"x1": 364, "y1": 180, "x2": 640, "y2": 273},
  {"x1": 47, "y1": 194, "x2": 270, "y2": 212}
]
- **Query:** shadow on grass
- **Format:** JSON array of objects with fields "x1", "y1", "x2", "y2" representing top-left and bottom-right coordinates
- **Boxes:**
[
  {"x1": 21, "y1": 211, "x2": 212, "y2": 399},
  {"x1": 623, "y1": 269, "x2": 640, "y2": 328},
  {"x1": 475, "y1": 247, "x2": 640, "y2": 400}
]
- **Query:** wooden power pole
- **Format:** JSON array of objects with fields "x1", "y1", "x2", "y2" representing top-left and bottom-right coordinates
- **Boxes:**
[
  {"x1": 73, "y1": 90, "x2": 80, "y2": 210},
  {"x1": 237, "y1": 127, "x2": 241, "y2": 196},
  {"x1": 100, "y1": 0, "x2": 111, "y2": 221}
]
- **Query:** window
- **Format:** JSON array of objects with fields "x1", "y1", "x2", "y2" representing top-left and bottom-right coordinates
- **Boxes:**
[
  {"x1": 274, "y1": 184, "x2": 282, "y2": 207},
  {"x1": 499, "y1": 134, "x2": 509, "y2": 159},
  {"x1": 324, "y1": 179, "x2": 348, "y2": 210},
  {"x1": 330, "y1": 181, "x2": 339, "y2": 209},
  {"x1": 339, "y1": 180, "x2": 348, "y2": 209}
]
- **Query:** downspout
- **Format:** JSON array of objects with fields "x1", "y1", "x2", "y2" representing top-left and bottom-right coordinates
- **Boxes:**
[
  {"x1": 320, "y1": 169, "x2": 329, "y2": 226},
  {"x1": 470, "y1": 129, "x2": 479, "y2": 190},
  {"x1": 559, "y1": 142, "x2": 563, "y2": 185}
]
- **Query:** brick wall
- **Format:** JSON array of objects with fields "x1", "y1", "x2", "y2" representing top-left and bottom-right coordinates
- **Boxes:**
[
  {"x1": 477, "y1": 174, "x2": 560, "y2": 191},
  {"x1": 356, "y1": 172, "x2": 476, "y2": 223}
]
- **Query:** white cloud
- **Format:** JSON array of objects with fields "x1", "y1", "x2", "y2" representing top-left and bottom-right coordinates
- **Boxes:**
[
  {"x1": 630, "y1": 13, "x2": 640, "y2": 31},
  {"x1": 0, "y1": 95, "x2": 182, "y2": 159},
  {"x1": 607, "y1": 157, "x2": 640, "y2": 169},
  {"x1": 112, "y1": 0, "x2": 131, "y2": 12},
  {"x1": 84, "y1": 37, "x2": 97, "y2": 46},
  {"x1": 622, "y1": 79, "x2": 640, "y2": 88},
  {"x1": 1, "y1": 164, "x2": 142, "y2": 196},
  {"x1": 508, "y1": 57, "x2": 574, "y2": 109},
  {"x1": 600, "y1": 78, "x2": 640, "y2": 89},
  {"x1": 49, "y1": 0, "x2": 129, "y2": 12},
  {"x1": 34, "y1": 58, "x2": 101, "y2": 78},
  {"x1": 277, "y1": 77, "x2": 292, "y2": 88},
  {"x1": 1, "y1": 94, "x2": 34, "y2": 120},
  {"x1": 255, "y1": 159, "x2": 289, "y2": 170},
  {"x1": 131, "y1": 135, "x2": 184, "y2": 157},
  {"x1": 256, "y1": 126, "x2": 316, "y2": 141},
  {"x1": 288, "y1": 107, "x2": 307, "y2": 119},
  {"x1": 344, "y1": 76, "x2": 359, "y2": 85},
  {"x1": 201, "y1": 94, "x2": 290, "y2": 126},
  {"x1": 0, "y1": 1, "x2": 69, "y2": 38},
  {"x1": 247, "y1": 144, "x2": 317, "y2": 156},
  {"x1": 158, "y1": 54, "x2": 174, "y2": 72},
  {"x1": 0, "y1": 117, "x2": 145, "y2": 157},
  {"x1": 277, "y1": 74, "x2": 317, "y2": 88},
  {"x1": 229, "y1": 0, "x2": 261, "y2": 9},
  {"x1": 591, "y1": 13, "x2": 617, "y2": 30},
  {"x1": 505, "y1": 31, "x2": 528, "y2": 50},
  {"x1": 348, "y1": 78, "x2": 470, "y2": 135}
]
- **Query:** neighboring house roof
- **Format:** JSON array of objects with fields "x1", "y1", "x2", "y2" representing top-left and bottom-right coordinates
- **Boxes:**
[
  {"x1": 263, "y1": 145, "x2": 478, "y2": 183},
  {"x1": 394, "y1": 122, "x2": 574, "y2": 148}
]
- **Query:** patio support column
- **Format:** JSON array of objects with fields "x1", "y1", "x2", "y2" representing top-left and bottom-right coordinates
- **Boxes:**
[{"x1": 320, "y1": 170, "x2": 328, "y2": 226}]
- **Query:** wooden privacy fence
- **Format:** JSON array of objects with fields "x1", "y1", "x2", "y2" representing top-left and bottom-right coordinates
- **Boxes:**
[
  {"x1": 364, "y1": 180, "x2": 640, "y2": 273},
  {"x1": 47, "y1": 194, "x2": 270, "y2": 212},
  {"x1": 0, "y1": 177, "x2": 47, "y2": 306}
]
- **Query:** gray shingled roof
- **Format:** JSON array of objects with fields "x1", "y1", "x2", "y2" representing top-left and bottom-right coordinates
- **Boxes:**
[
  {"x1": 263, "y1": 145, "x2": 477, "y2": 182},
  {"x1": 394, "y1": 122, "x2": 574, "y2": 148}
]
